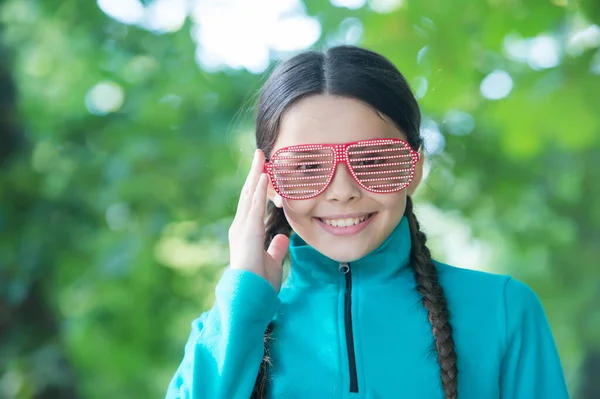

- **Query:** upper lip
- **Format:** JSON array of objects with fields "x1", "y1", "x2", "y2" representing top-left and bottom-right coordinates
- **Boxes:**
[{"x1": 317, "y1": 212, "x2": 374, "y2": 219}]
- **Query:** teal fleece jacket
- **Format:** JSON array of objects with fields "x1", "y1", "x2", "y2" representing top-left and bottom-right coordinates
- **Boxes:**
[{"x1": 166, "y1": 216, "x2": 569, "y2": 398}]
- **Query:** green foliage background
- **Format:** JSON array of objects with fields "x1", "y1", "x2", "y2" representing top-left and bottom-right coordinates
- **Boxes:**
[{"x1": 1, "y1": 0, "x2": 599, "y2": 398}]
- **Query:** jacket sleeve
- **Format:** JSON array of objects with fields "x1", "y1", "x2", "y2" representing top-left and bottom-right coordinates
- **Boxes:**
[
  {"x1": 165, "y1": 268, "x2": 280, "y2": 399},
  {"x1": 500, "y1": 277, "x2": 569, "y2": 399}
]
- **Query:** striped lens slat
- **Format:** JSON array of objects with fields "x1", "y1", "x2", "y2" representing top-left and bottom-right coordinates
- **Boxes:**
[
  {"x1": 269, "y1": 147, "x2": 334, "y2": 199},
  {"x1": 348, "y1": 141, "x2": 414, "y2": 192}
]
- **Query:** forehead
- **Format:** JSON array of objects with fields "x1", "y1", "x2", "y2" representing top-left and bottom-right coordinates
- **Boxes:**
[{"x1": 273, "y1": 95, "x2": 406, "y2": 152}]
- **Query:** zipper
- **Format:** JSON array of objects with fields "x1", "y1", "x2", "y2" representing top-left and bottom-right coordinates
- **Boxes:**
[{"x1": 338, "y1": 262, "x2": 359, "y2": 393}]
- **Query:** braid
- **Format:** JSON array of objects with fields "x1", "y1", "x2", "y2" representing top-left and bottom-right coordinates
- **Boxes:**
[
  {"x1": 404, "y1": 196, "x2": 459, "y2": 398},
  {"x1": 250, "y1": 322, "x2": 274, "y2": 399},
  {"x1": 251, "y1": 201, "x2": 292, "y2": 399}
]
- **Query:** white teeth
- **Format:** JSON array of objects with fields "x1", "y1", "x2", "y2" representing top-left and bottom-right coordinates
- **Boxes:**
[{"x1": 322, "y1": 214, "x2": 370, "y2": 227}]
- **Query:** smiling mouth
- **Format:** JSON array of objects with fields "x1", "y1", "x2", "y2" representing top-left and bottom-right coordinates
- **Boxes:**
[{"x1": 316, "y1": 213, "x2": 375, "y2": 228}]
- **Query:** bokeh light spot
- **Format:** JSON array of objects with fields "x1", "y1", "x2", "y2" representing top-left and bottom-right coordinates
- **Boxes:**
[
  {"x1": 369, "y1": 0, "x2": 404, "y2": 13},
  {"x1": 443, "y1": 110, "x2": 475, "y2": 136},
  {"x1": 528, "y1": 35, "x2": 560, "y2": 70},
  {"x1": 330, "y1": 0, "x2": 366, "y2": 9},
  {"x1": 421, "y1": 118, "x2": 445, "y2": 155},
  {"x1": 414, "y1": 76, "x2": 428, "y2": 99},
  {"x1": 97, "y1": 0, "x2": 143, "y2": 24},
  {"x1": 340, "y1": 18, "x2": 363, "y2": 44},
  {"x1": 503, "y1": 33, "x2": 562, "y2": 70},
  {"x1": 480, "y1": 70, "x2": 513, "y2": 100},
  {"x1": 269, "y1": 16, "x2": 322, "y2": 52},
  {"x1": 85, "y1": 81, "x2": 125, "y2": 115}
]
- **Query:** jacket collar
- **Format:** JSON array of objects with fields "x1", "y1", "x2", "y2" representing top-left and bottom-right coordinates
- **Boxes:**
[{"x1": 287, "y1": 216, "x2": 412, "y2": 285}]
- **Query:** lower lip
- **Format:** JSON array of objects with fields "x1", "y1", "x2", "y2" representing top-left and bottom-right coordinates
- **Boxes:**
[{"x1": 315, "y1": 213, "x2": 376, "y2": 236}]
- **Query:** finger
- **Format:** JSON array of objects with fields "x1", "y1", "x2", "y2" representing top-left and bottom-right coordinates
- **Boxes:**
[
  {"x1": 249, "y1": 172, "x2": 269, "y2": 221},
  {"x1": 236, "y1": 150, "x2": 264, "y2": 216},
  {"x1": 267, "y1": 234, "x2": 290, "y2": 267},
  {"x1": 238, "y1": 150, "x2": 260, "y2": 202}
]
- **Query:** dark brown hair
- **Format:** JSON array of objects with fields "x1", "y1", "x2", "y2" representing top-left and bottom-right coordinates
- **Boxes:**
[{"x1": 251, "y1": 46, "x2": 458, "y2": 399}]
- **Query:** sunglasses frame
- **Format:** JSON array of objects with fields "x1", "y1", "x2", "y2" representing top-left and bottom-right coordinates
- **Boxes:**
[{"x1": 264, "y1": 137, "x2": 420, "y2": 200}]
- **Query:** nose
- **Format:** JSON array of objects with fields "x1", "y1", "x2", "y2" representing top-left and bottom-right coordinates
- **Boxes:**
[{"x1": 323, "y1": 162, "x2": 362, "y2": 203}]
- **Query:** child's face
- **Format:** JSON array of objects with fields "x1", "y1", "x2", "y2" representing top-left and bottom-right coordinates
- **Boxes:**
[{"x1": 267, "y1": 94, "x2": 423, "y2": 263}]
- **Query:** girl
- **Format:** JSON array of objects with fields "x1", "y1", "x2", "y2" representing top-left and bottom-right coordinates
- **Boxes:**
[{"x1": 165, "y1": 46, "x2": 568, "y2": 399}]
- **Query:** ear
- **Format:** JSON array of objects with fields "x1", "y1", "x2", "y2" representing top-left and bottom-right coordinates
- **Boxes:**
[
  {"x1": 267, "y1": 182, "x2": 284, "y2": 208},
  {"x1": 407, "y1": 147, "x2": 424, "y2": 196}
]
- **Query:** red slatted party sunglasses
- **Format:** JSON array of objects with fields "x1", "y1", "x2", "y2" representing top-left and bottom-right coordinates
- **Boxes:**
[{"x1": 264, "y1": 138, "x2": 420, "y2": 200}]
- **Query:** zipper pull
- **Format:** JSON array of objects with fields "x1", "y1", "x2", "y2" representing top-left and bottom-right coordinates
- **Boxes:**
[{"x1": 338, "y1": 262, "x2": 350, "y2": 274}]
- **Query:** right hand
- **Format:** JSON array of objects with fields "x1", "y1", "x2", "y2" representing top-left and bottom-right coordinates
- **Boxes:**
[{"x1": 228, "y1": 149, "x2": 290, "y2": 294}]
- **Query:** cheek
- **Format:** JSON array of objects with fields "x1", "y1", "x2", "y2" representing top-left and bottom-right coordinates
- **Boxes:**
[
  {"x1": 387, "y1": 192, "x2": 407, "y2": 210},
  {"x1": 282, "y1": 198, "x2": 318, "y2": 226},
  {"x1": 368, "y1": 190, "x2": 407, "y2": 211}
]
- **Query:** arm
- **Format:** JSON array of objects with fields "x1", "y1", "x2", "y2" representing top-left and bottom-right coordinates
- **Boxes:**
[
  {"x1": 165, "y1": 268, "x2": 280, "y2": 399},
  {"x1": 500, "y1": 277, "x2": 569, "y2": 398}
]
